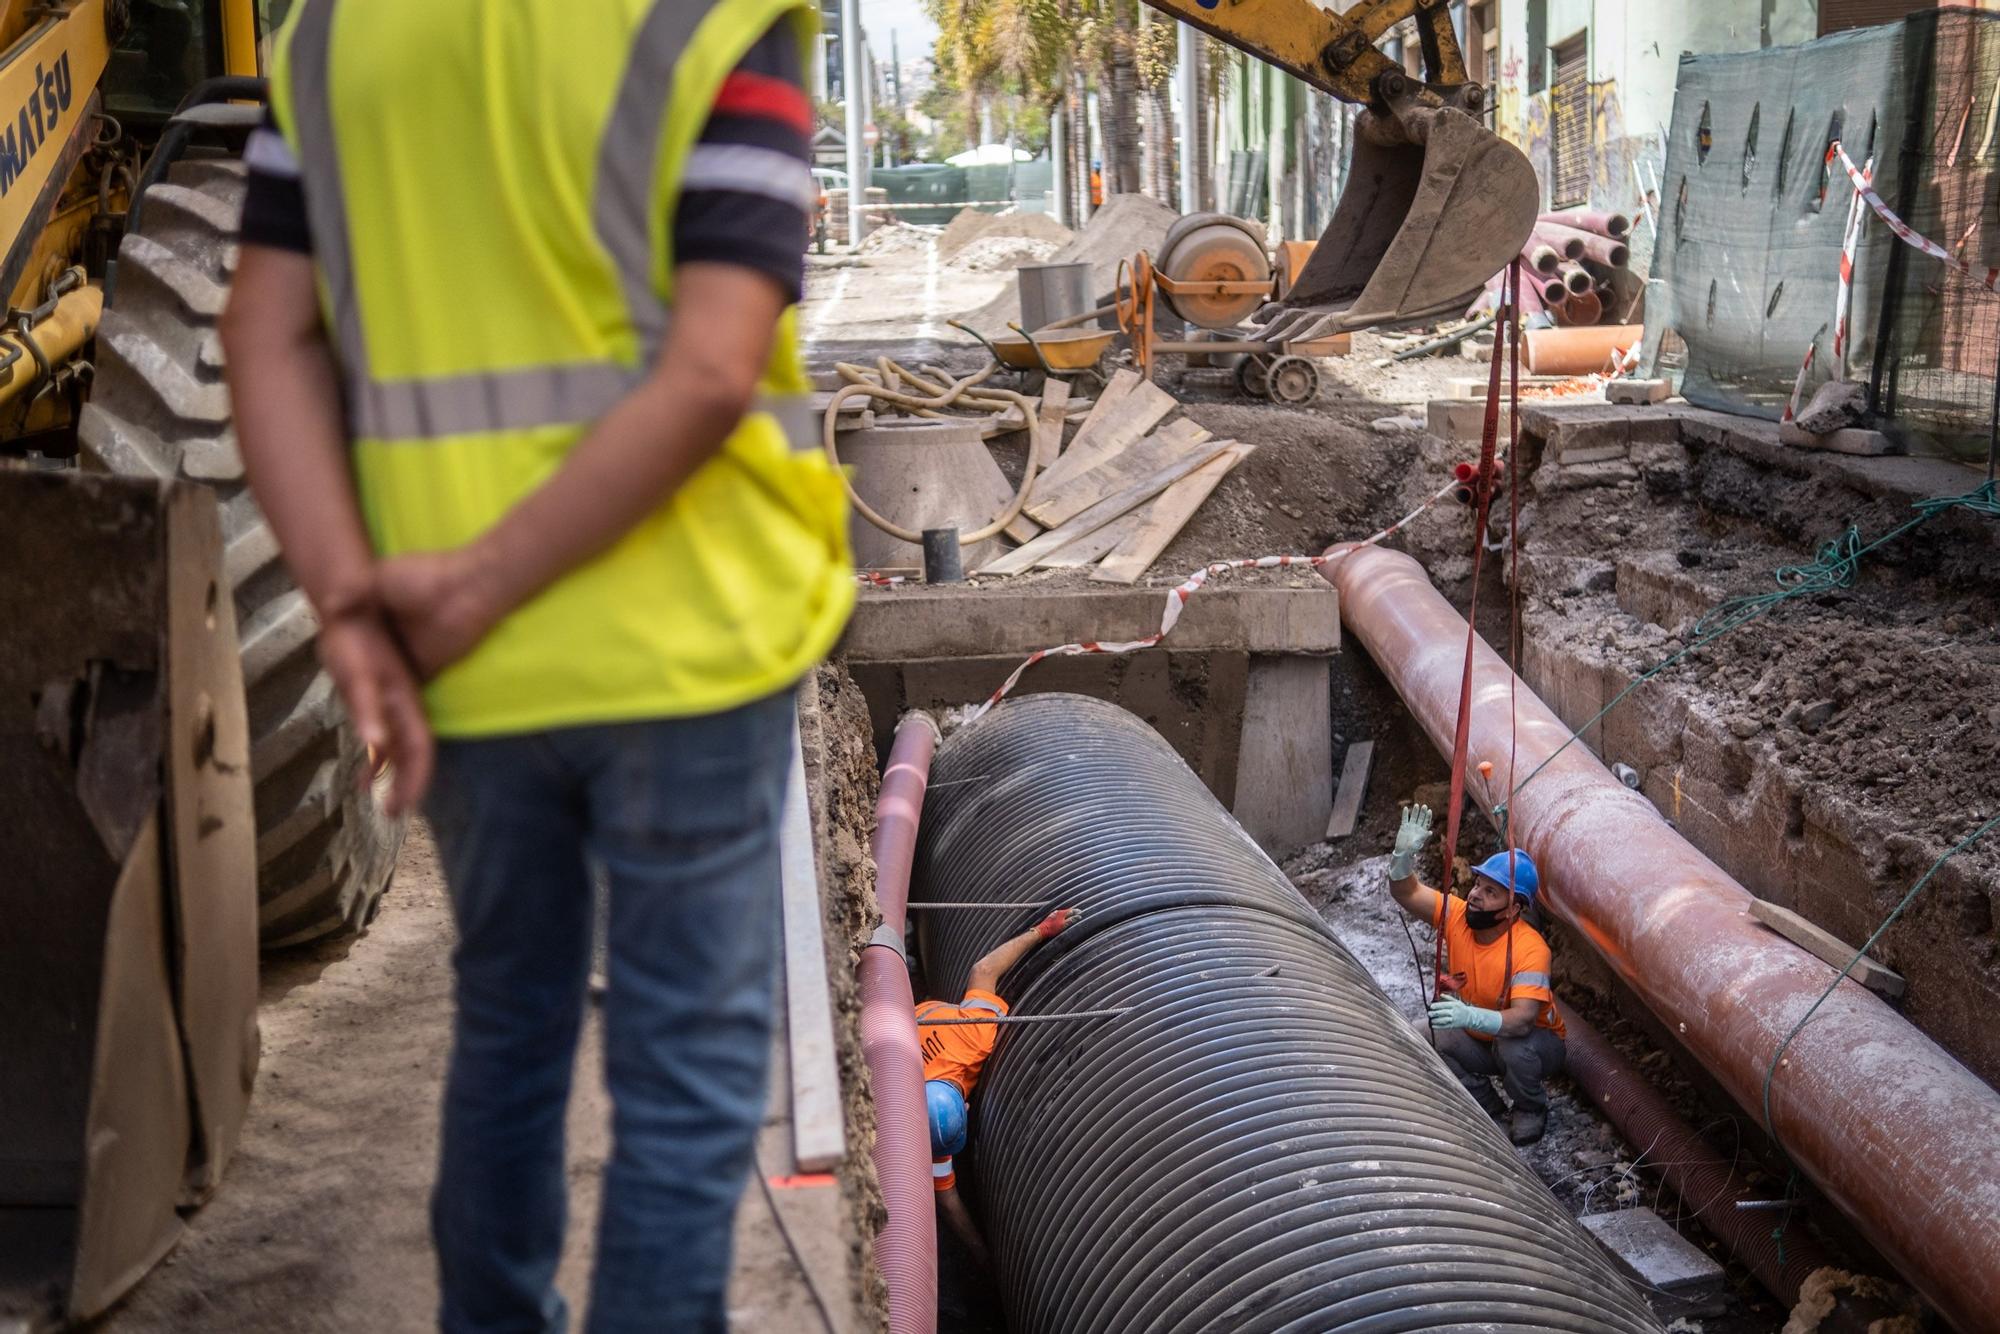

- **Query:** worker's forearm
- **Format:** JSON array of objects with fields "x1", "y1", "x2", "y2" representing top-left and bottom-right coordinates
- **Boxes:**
[
  {"x1": 225, "y1": 325, "x2": 376, "y2": 618},
  {"x1": 969, "y1": 927, "x2": 1044, "y2": 992},
  {"x1": 1389, "y1": 875, "x2": 1431, "y2": 918}
]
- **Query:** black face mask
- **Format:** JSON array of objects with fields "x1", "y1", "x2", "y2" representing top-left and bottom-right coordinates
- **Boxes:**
[{"x1": 1465, "y1": 904, "x2": 1507, "y2": 930}]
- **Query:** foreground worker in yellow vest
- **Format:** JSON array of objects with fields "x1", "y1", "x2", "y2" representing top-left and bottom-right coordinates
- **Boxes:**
[{"x1": 221, "y1": 2, "x2": 851, "y2": 1329}]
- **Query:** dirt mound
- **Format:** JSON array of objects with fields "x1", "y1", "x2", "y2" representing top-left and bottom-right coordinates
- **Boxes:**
[
  {"x1": 856, "y1": 223, "x2": 934, "y2": 256},
  {"x1": 949, "y1": 235, "x2": 1064, "y2": 272},
  {"x1": 936, "y1": 207, "x2": 1073, "y2": 263}
]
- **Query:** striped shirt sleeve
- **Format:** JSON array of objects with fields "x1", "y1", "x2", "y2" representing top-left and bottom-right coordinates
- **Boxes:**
[
  {"x1": 672, "y1": 23, "x2": 815, "y2": 303},
  {"x1": 239, "y1": 111, "x2": 311, "y2": 253}
]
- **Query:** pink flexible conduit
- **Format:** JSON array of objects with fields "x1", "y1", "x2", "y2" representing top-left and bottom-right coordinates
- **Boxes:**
[{"x1": 859, "y1": 714, "x2": 939, "y2": 1334}]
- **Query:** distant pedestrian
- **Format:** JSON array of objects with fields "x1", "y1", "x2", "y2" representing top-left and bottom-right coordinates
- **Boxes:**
[
  {"x1": 222, "y1": 2, "x2": 852, "y2": 1330},
  {"x1": 1384, "y1": 807, "x2": 1567, "y2": 1145}
]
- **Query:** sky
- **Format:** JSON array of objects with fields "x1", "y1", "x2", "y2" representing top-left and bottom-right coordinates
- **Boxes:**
[{"x1": 859, "y1": 0, "x2": 939, "y2": 64}]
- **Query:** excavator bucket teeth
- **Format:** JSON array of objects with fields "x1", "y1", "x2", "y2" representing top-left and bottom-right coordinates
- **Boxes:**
[{"x1": 1284, "y1": 105, "x2": 1539, "y2": 334}]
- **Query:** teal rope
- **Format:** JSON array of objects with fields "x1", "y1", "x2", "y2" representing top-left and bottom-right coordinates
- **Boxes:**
[
  {"x1": 1492, "y1": 480, "x2": 2000, "y2": 836},
  {"x1": 1760, "y1": 811, "x2": 2000, "y2": 1260}
]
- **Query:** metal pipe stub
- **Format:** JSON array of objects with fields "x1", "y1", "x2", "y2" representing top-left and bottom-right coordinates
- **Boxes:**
[{"x1": 910, "y1": 693, "x2": 1662, "y2": 1334}]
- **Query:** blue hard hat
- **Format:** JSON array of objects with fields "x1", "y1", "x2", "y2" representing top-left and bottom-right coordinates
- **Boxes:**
[
  {"x1": 1471, "y1": 849, "x2": 1540, "y2": 904},
  {"x1": 926, "y1": 1080, "x2": 968, "y2": 1157}
]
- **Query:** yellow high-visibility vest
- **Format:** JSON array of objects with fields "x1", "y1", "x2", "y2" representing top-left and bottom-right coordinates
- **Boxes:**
[{"x1": 269, "y1": 0, "x2": 851, "y2": 738}]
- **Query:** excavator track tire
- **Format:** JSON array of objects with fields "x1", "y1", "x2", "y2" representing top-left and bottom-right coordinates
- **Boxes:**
[{"x1": 79, "y1": 157, "x2": 405, "y2": 947}]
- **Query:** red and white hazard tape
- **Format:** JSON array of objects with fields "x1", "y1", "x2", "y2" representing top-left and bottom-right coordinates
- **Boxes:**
[
  {"x1": 1788, "y1": 142, "x2": 1876, "y2": 422},
  {"x1": 966, "y1": 477, "x2": 1463, "y2": 720},
  {"x1": 1830, "y1": 140, "x2": 1997, "y2": 291},
  {"x1": 1832, "y1": 150, "x2": 1874, "y2": 366},
  {"x1": 856, "y1": 571, "x2": 906, "y2": 587}
]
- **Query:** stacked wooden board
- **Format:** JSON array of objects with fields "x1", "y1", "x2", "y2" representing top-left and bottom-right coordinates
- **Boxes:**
[{"x1": 979, "y1": 369, "x2": 1252, "y2": 583}]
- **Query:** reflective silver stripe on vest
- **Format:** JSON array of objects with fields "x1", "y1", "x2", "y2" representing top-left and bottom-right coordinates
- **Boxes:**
[
  {"x1": 354, "y1": 363, "x2": 645, "y2": 441},
  {"x1": 594, "y1": 0, "x2": 713, "y2": 357},
  {"x1": 288, "y1": 0, "x2": 371, "y2": 403},
  {"x1": 1509, "y1": 970, "x2": 1550, "y2": 991},
  {"x1": 288, "y1": 0, "x2": 715, "y2": 440}
]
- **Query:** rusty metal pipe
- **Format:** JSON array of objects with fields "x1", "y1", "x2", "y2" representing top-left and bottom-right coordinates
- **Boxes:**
[
  {"x1": 1323, "y1": 545, "x2": 2000, "y2": 1334},
  {"x1": 860, "y1": 714, "x2": 941, "y2": 1334}
]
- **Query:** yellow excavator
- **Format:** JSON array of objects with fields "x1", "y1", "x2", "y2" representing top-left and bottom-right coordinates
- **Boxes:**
[
  {"x1": 0, "y1": 0, "x2": 1531, "y2": 1327},
  {"x1": 2, "y1": 2, "x2": 398, "y2": 1327},
  {"x1": 1147, "y1": 0, "x2": 1539, "y2": 341}
]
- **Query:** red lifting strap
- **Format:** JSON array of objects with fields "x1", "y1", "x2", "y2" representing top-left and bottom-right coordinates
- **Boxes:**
[{"x1": 1433, "y1": 260, "x2": 1521, "y2": 1000}]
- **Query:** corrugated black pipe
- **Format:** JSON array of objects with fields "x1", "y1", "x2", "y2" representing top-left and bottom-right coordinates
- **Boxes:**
[{"x1": 913, "y1": 694, "x2": 1662, "y2": 1334}]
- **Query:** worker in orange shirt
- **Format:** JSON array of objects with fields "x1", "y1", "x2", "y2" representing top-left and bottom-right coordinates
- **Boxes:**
[
  {"x1": 917, "y1": 906, "x2": 1080, "y2": 1263},
  {"x1": 1386, "y1": 805, "x2": 1567, "y2": 1146},
  {"x1": 1089, "y1": 160, "x2": 1104, "y2": 208}
]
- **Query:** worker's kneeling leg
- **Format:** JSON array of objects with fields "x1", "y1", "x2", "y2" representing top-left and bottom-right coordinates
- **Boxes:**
[
  {"x1": 1431, "y1": 1027, "x2": 1508, "y2": 1113},
  {"x1": 580, "y1": 690, "x2": 795, "y2": 1334},
  {"x1": 1495, "y1": 1028, "x2": 1566, "y2": 1114}
]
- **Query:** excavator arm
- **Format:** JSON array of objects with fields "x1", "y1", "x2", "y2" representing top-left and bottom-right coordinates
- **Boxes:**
[{"x1": 1140, "y1": 0, "x2": 1539, "y2": 337}]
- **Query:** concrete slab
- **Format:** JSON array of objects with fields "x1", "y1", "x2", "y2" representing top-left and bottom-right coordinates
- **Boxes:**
[
  {"x1": 1427, "y1": 398, "x2": 1516, "y2": 443},
  {"x1": 843, "y1": 585, "x2": 1338, "y2": 662},
  {"x1": 1606, "y1": 378, "x2": 1673, "y2": 405},
  {"x1": 1234, "y1": 656, "x2": 1334, "y2": 857},
  {"x1": 1580, "y1": 1209, "x2": 1726, "y2": 1318}
]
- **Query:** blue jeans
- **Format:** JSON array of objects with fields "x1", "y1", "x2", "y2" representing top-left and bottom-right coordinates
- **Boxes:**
[{"x1": 423, "y1": 691, "x2": 794, "y2": 1334}]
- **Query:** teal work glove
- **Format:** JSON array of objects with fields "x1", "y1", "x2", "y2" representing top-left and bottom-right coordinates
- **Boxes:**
[
  {"x1": 1428, "y1": 996, "x2": 1503, "y2": 1036},
  {"x1": 1388, "y1": 804, "x2": 1434, "y2": 881}
]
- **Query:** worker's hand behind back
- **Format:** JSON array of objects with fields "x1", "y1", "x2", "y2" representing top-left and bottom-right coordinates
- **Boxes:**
[
  {"x1": 1035, "y1": 907, "x2": 1082, "y2": 939},
  {"x1": 376, "y1": 545, "x2": 512, "y2": 682},
  {"x1": 316, "y1": 608, "x2": 434, "y2": 817},
  {"x1": 1389, "y1": 804, "x2": 1434, "y2": 881}
]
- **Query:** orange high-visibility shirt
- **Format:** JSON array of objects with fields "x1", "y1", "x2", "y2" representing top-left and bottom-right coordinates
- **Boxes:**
[
  {"x1": 915, "y1": 989, "x2": 1009, "y2": 1096},
  {"x1": 1434, "y1": 895, "x2": 1566, "y2": 1043},
  {"x1": 917, "y1": 988, "x2": 1009, "y2": 1192}
]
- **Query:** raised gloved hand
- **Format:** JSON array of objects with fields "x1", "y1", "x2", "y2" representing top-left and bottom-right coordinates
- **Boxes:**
[
  {"x1": 1427, "y1": 995, "x2": 1503, "y2": 1036},
  {"x1": 1388, "y1": 804, "x2": 1434, "y2": 881},
  {"x1": 1035, "y1": 907, "x2": 1081, "y2": 939}
]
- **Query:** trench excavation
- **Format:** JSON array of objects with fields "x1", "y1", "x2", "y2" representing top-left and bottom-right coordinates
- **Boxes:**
[{"x1": 909, "y1": 692, "x2": 1661, "y2": 1334}]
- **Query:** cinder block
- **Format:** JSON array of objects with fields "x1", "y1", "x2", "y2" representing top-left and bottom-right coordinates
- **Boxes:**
[
  {"x1": 1427, "y1": 398, "x2": 1516, "y2": 443},
  {"x1": 1606, "y1": 378, "x2": 1672, "y2": 404},
  {"x1": 1581, "y1": 1209, "x2": 1727, "y2": 1318}
]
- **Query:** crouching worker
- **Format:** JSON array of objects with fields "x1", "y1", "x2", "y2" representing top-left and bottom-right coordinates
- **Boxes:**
[
  {"x1": 1387, "y1": 805, "x2": 1567, "y2": 1145},
  {"x1": 917, "y1": 907, "x2": 1080, "y2": 1264}
]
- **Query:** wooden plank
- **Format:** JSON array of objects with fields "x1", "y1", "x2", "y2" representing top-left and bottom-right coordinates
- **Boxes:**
[
  {"x1": 976, "y1": 438, "x2": 1233, "y2": 576},
  {"x1": 1036, "y1": 512, "x2": 1140, "y2": 568},
  {"x1": 1003, "y1": 380, "x2": 1076, "y2": 545},
  {"x1": 1748, "y1": 899, "x2": 1906, "y2": 999},
  {"x1": 1063, "y1": 367, "x2": 1137, "y2": 450},
  {"x1": 1035, "y1": 378, "x2": 1071, "y2": 472},
  {"x1": 779, "y1": 715, "x2": 846, "y2": 1171},
  {"x1": 1026, "y1": 418, "x2": 1212, "y2": 528},
  {"x1": 1032, "y1": 375, "x2": 1177, "y2": 495},
  {"x1": 1090, "y1": 441, "x2": 1253, "y2": 584},
  {"x1": 1325, "y1": 740, "x2": 1376, "y2": 839}
]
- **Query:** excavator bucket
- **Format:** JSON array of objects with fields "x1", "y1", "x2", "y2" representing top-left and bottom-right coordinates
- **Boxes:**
[{"x1": 1260, "y1": 105, "x2": 1540, "y2": 343}]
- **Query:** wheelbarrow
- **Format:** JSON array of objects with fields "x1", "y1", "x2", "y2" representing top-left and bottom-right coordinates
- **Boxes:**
[{"x1": 948, "y1": 319, "x2": 1113, "y2": 390}]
